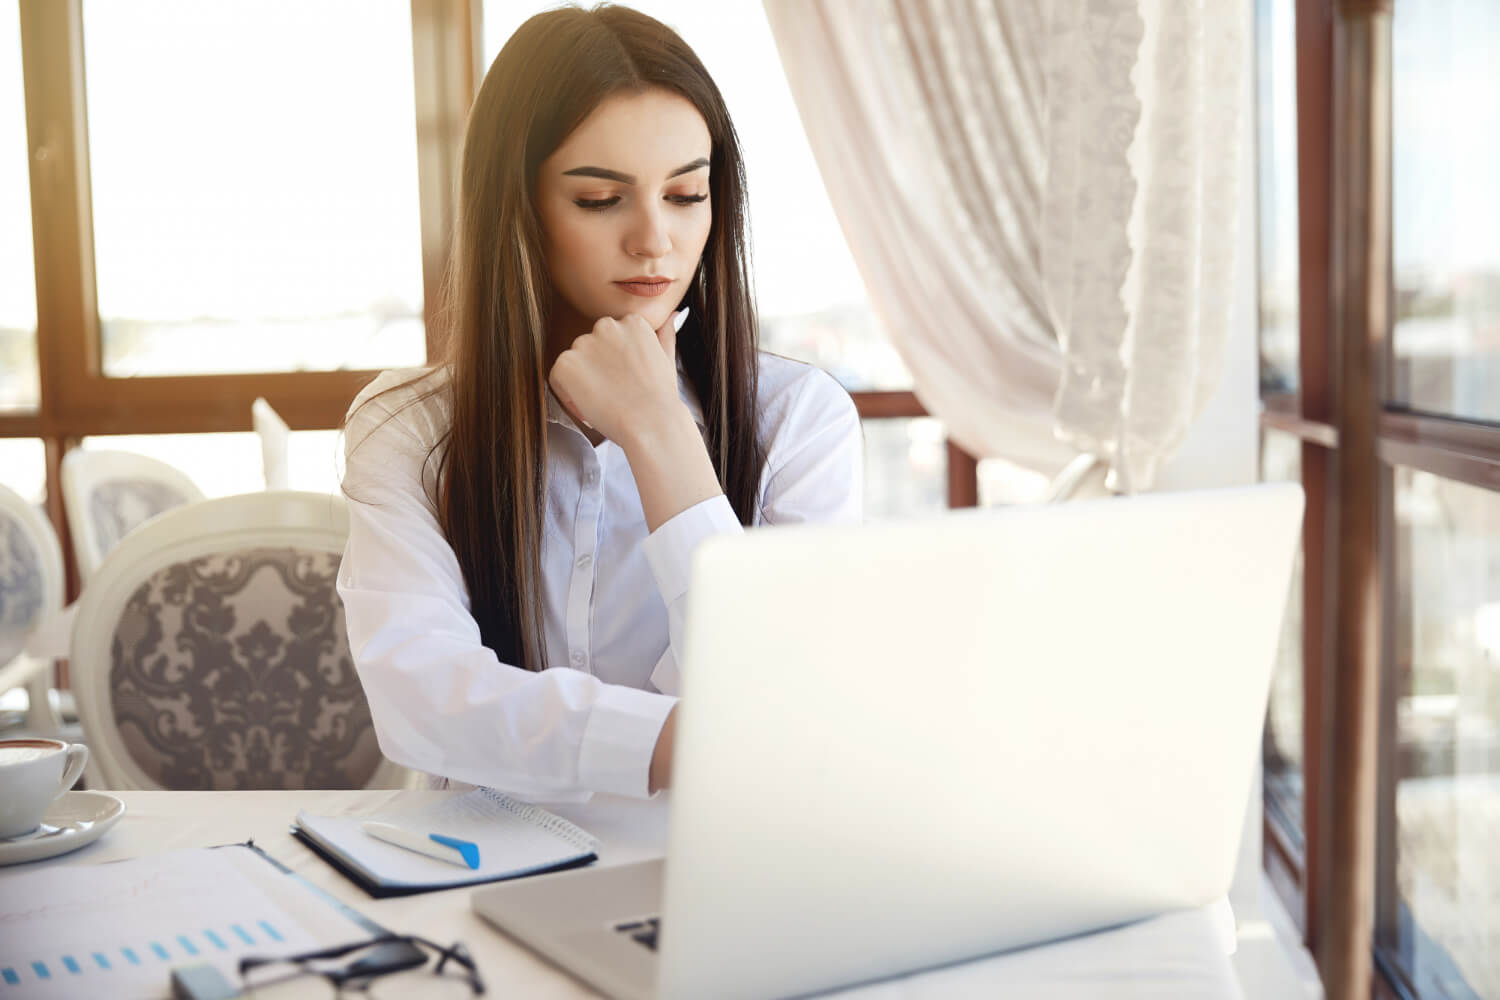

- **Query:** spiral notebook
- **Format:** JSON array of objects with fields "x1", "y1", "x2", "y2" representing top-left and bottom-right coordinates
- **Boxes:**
[{"x1": 292, "y1": 788, "x2": 599, "y2": 898}]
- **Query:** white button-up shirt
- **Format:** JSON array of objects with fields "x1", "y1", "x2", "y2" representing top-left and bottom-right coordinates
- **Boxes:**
[{"x1": 338, "y1": 353, "x2": 863, "y2": 802}]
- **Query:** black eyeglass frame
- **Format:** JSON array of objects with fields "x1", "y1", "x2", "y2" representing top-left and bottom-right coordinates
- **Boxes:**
[{"x1": 238, "y1": 933, "x2": 485, "y2": 995}]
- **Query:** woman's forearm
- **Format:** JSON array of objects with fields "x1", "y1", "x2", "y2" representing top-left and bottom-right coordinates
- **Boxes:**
[
  {"x1": 649, "y1": 705, "x2": 679, "y2": 793},
  {"x1": 620, "y1": 406, "x2": 724, "y2": 533}
]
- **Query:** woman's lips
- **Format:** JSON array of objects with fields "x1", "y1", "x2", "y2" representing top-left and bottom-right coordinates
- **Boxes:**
[{"x1": 614, "y1": 279, "x2": 673, "y2": 297}]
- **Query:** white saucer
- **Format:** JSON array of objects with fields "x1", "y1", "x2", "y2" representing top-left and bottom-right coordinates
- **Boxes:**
[{"x1": 0, "y1": 791, "x2": 125, "y2": 866}]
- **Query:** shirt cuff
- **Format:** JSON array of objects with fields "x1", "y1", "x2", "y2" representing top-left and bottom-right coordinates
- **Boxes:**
[
  {"x1": 578, "y1": 683, "x2": 679, "y2": 799},
  {"x1": 641, "y1": 494, "x2": 743, "y2": 608}
]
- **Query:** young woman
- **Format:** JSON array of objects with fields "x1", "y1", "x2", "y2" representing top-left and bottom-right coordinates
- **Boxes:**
[{"x1": 340, "y1": 3, "x2": 861, "y2": 802}]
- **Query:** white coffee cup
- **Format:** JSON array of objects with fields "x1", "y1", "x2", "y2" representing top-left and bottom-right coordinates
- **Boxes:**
[{"x1": 0, "y1": 738, "x2": 90, "y2": 839}]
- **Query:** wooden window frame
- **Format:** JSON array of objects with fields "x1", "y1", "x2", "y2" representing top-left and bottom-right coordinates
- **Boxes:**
[
  {"x1": 11, "y1": 0, "x2": 478, "y2": 441},
  {"x1": 1261, "y1": 0, "x2": 1500, "y2": 997}
]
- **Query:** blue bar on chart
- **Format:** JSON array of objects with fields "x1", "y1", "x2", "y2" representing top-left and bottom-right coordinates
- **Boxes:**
[
  {"x1": 2, "y1": 967, "x2": 19, "y2": 985},
  {"x1": 123, "y1": 947, "x2": 141, "y2": 965},
  {"x1": 259, "y1": 921, "x2": 284, "y2": 943},
  {"x1": 62, "y1": 955, "x2": 81, "y2": 974},
  {"x1": 151, "y1": 942, "x2": 170, "y2": 961},
  {"x1": 178, "y1": 935, "x2": 200, "y2": 956},
  {"x1": 205, "y1": 930, "x2": 227, "y2": 951},
  {"x1": 31, "y1": 961, "x2": 50, "y2": 980},
  {"x1": 93, "y1": 952, "x2": 112, "y2": 970},
  {"x1": 232, "y1": 924, "x2": 255, "y2": 945}
]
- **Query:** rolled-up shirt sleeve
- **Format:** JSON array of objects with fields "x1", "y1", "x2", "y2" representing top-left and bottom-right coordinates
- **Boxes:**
[
  {"x1": 642, "y1": 367, "x2": 864, "y2": 692},
  {"x1": 339, "y1": 378, "x2": 676, "y2": 802}
]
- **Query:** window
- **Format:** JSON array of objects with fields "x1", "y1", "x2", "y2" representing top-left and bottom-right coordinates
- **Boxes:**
[
  {"x1": 0, "y1": 437, "x2": 45, "y2": 506},
  {"x1": 1379, "y1": 470, "x2": 1499, "y2": 998},
  {"x1": 80, "y1": 431, "x2": 345, "y2": 498},
  {"x1": 1260, "y1": 428, "x2": 1305, "y2": 843},
  {"x1": 1261, "y1": 0, "x2": 1500, "y2": 992},
  {"x1": 0, "y1": 1, "x2": 38, "y2": 413},
  {"x1": 1389, "y1": 0, "x2": 1500, "y2": 424},
  {"x1": 80, "y1": 0, "x2": 427, "y2": 378},
  {"x1": 863, "y1": 418, "x2": 946, "y2": 520},
  {"x1": 1255, "y1": 0, "x2": 1300, "y2": 401}
]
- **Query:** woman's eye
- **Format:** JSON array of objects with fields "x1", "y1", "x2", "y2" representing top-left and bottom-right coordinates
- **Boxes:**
[{"x1": 573, "y1": 193, "x2": 708, "y2": 212}]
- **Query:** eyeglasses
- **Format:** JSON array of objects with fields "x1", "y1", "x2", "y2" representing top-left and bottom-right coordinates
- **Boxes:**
[{"x1": 238, "y1": 933, "x2": 485, "y2": 998}]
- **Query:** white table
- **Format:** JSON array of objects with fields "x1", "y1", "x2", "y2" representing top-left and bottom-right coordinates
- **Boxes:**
[{"x1": 12, "y1": 790, "x2": 1245, "y2": 998}]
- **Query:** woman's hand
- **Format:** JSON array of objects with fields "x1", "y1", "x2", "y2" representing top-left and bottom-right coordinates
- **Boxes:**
[
  {"x1": 548, "y1": 308, "x2": 688, "y2": 451},
  {"x1": 550, "y1": 307, "x2": 723, "y2": 531},
  {"x1": 649, "y1": 705, "x2": 678, "y2": 794}
]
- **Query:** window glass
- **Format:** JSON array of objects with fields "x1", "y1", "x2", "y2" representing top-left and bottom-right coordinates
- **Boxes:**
[
  {"x1": 978, "y1": 456, "x2": 1049, "y2": 507},
  {"x1": 863, "y1": 418, "x2": 946, "y2": 520},
  {"x1": 1255, "y1": 0, "x2": 1300, "y2": 399},
  {"x1": 482, "y1": 0, "x2": 913, "y2": 390},
  {"x1": 0, "y1": 1, "x2": 39, "y2": 412},
  {"x1": 1259, "y1": 428, "x2": 1305, "y2": 842},
  {"x1": 0, "y1": 438, "x2": 46, "y2": 507},
  {"x1": 81, "y1": 1, "x2": 426, "y2": 377},
  {"x1": 1379, "y1": 469, "x2": 1499, "y2": 998},
  {"x1": 81, "y1": 431, "x2": 344, "y2": 498},
  {"x1": 1390, "y1": 0, "x2": 1500, "y2": 422}
]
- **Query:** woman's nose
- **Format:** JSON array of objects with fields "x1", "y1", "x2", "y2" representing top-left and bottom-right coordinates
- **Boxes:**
[{"x1": 625, "y1": 203, "x2": 671, "y2": 259}]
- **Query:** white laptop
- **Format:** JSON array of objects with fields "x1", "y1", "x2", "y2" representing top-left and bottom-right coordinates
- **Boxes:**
[{"x1": 473, "y1": 483, "x2": 1303, "y2": 1000}]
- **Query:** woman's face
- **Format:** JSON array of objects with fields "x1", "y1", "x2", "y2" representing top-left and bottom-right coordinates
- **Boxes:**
[{"x1": 536, "y1": 88, "x2": 713, "y2": 337}]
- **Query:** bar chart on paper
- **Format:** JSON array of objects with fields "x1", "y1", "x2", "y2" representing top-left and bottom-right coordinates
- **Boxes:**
[{"x1": 0, "y1": 846, "x2": 364, "y2": 999}]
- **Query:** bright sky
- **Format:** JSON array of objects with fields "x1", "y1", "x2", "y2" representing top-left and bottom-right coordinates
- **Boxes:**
[
  {"x1": 78, "y1": 0, "x2": 425, "y2": 322},
  {"x1": 0, "y1": 2, "x2": 34, "y2": 330},
  {"x1": 1392, "y1": 0, "x2": 1500, "y2": 281}
]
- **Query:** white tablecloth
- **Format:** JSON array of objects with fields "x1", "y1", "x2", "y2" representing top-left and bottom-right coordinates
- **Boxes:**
[{"x1": 6, "y1": 790, "x2": 1244, "y2": 998}]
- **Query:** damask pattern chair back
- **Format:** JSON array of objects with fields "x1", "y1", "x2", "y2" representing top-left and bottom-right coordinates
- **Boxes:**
[
  {"x1": 61, "y1": 449, "x2": 207, "y2": 582},
  {"x1": 70, "y1": 492, "x2": 404, "y2": 790},
  {"x1": 0, "y1": 484, "x2": 65, "y2": 735}
]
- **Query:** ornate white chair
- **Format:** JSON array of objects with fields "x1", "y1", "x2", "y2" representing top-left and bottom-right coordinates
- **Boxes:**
[
  {"x1": 69, "y1": 491, "x2": 406, "y2": 790},
  {"x1": 0, "y1": 483, "x2": 65, "y2": 738},
  {"x1": 252, "y1": 397, "x2": 292, "y2": 491},
  {"x1": 61, "y1": 448, "x2": 206, "y2": 583}
]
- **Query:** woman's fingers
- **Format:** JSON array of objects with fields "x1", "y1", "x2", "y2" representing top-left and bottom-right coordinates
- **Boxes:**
[{"x1": 548, "y1": 309, "x2": 689, "y2": 443}]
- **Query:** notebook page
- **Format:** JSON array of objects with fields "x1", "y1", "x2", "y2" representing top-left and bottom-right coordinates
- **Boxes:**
[{"x1": 295, "y1": 789, "x2": 596, "y2": 888}]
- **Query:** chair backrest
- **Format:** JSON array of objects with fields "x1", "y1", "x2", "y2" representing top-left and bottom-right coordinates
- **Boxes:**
[
  {"x1": 252, "y1": 397, "x2": 292, "y2": 491},
  {"x1": 69, "y1": 491, "x2": 404, "y2": 790},
  {"x1": 0, "y1": 484, "x2": 64, "y2": 693},
  {"x1": 61, "y1": 449, "x2": 207, "y2": 582}
]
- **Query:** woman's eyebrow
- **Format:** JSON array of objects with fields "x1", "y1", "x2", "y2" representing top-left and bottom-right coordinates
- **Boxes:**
[{"x1": 561, "y1": 157, "x2": 710, "y2": 184}]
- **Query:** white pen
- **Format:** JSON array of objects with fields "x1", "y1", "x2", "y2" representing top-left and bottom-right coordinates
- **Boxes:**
[{"x1": 361, "y1": 821, "x2": 481, "y2": 870}]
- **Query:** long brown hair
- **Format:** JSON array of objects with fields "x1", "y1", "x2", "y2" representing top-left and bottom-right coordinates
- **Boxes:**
[{"x1": 352, "y1": 4, "x2": 765, "y2": 673}]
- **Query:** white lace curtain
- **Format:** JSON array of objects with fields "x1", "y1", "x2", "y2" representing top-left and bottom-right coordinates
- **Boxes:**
[{"x1": 761, "y1": 0, "x2": 1247, "y2": 491}]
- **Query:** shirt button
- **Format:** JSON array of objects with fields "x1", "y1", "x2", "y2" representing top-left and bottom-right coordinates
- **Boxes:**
[
  {"x1": 570, "y1": 651, "x2": 586, "y2": 667},
  {"x1": 576, "y1": 554, "x2": 592, "y2": 570},
  {"x1": 585, "y1": 469, "x2": 599, "y2": 486}
]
